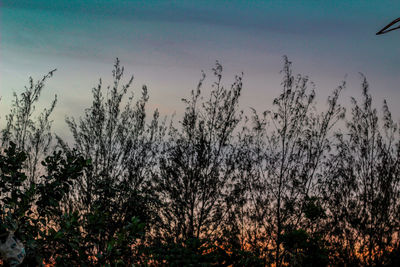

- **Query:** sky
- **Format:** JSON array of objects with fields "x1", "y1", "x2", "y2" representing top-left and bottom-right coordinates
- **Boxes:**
[{"x1": 1, "y1": 0, "x2": 400, "y2": 139}]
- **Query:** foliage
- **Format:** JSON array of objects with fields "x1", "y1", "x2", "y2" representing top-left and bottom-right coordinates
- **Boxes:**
[
  {"x1": 0, "y1": 143, "x2": 89, "y2": 265},
  {"x1": 322, "y1": 75, "x2": 400, "y2": 266},
  {"x1": 2, "y1": 70, "x2": 57, "y2": 181},
  {"x1": 57, "y1": 58, "x2": 163, "y2": 264},
  {"x1": 153, "y1": 61, "x2": 243, "y2": 245},
  {"x1": 148, "y1": 237, "x2": 263, "y2": 267},
  {"x1": 238, "y1": 56, "x2": 345, "y2": 266},
  {"x1": 0, "y1": 58, "x2": 399, "y2": 266}
]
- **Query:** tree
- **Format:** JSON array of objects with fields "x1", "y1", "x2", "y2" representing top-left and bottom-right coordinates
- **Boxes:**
[
  {"x1": 153, "y1": 62, "x2": 243, "y2": 246},
  {"x1": 240, "y1": 56, "x2": 345, "y2": 265},
  {"x1": 59, "y1": 58, "x2": 163, "y2": 263},
  {"x1": 322, "y1": 75, "x2": 400, "y2": 265},
  {"x1": 1, "y1": 70, "x2": 57, "y2": 182},
  {"x1": 1, "y1": 57, "x2": 399, "y2": 265},
  {"x1": 0, "y1": 142, "x2": 89, "y2": 265}
]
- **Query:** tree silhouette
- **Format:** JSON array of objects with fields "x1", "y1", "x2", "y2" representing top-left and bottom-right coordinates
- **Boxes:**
[
  {"x1": 153, "y1": 62, "x2": 243, "y2": 244},
  {"x1": 2, "y1": 70, "x2": 57, "y2": 182},
  {"x1": 1, "y1": 58, "x2": 399, "y2": 266},
  {"x1": 322, "y1": 75, "x2": 400, "y2": 265},
  {"x1": 239, "y1": 56, "x2": 345, "y2": 266},
  {"x1": 58, "y1": 58, "x2": 163, "y2": 264}
]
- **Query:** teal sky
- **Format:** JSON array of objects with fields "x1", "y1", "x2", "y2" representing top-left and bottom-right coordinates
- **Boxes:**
[{"x1": 1, "y1": 0, "x2": 400, "y2": 138}]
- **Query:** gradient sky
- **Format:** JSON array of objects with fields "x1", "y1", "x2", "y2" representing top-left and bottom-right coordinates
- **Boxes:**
[{"x1": 1, "y1": 0, "x2": 400, "y2": 139}]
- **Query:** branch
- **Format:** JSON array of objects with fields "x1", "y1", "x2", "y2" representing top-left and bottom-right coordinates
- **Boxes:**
[{"x1": 376, "y1": 17, "x2": 400, "y2": 35}]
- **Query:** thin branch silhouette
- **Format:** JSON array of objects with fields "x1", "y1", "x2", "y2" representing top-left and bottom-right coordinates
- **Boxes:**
[{"x1": 376, "y1": 17, "x2": 400, "y2": 35}]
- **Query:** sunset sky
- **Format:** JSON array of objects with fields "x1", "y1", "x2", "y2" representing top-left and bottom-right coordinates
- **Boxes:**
[{"x1": 1, "y1": 0, "x2": 400, "y2": 139}]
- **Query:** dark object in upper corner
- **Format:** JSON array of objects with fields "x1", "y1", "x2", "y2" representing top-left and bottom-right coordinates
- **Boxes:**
[{"x1": 376, "y1": 17, "x2": 400, "y2": 35}]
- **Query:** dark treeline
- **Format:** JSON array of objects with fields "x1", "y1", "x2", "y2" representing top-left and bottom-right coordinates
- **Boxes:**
[{"x1": 0, "y1": 58, "x2": 399, "y2": 266}]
